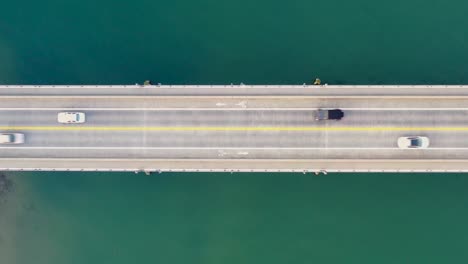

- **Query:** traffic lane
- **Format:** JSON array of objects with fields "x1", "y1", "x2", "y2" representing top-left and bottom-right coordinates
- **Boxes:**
[
  {"x1": 1, "y1": 147, "x2": 468, "y2": 159},
  {"x1": 2, "y1": 109, "x2": 319, "y2": 126},
  {"x1": 0, "y1": 110, "x2": 59, "y2": 126},
  {"x1": 2, "y1": 110, "x2": 468, "y2": 127},
  {"x1": 5, "y1": 97, "x2": 468, "y2": 109},
  {"x1": 0, "y1": 130, "x2": 407, "y2": 148},
  {"x1": 4, "y1": 130, "x2": 468, "y2": 148},
  {"x1": 0, "y1": 109, "x2": 338, "y2": 126}
]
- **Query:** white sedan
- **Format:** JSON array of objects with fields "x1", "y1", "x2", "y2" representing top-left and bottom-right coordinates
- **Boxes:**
[
  {"x1": 397, "y1": 136, "x2": 430, "y2": 149},
  {"x1": 58, "y1": 112, "x2": 86, "y2": 124},
  {"x1": 0, "y1": 133, "x2": 25, "y2": 144}
]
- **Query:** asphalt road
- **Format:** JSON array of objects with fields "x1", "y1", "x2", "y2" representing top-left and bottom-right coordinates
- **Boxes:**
[
  {"x1": 1, "y1": 108, "x2": 468, "y2": 159},
  {"x1": 1, "y1": 85, "x2": 468, "y2": 172}
]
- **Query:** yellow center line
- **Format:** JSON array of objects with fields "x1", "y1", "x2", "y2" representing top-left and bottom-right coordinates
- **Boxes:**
[{"x1": 0, "y1": 126, "x2": 467, "y2": 131}]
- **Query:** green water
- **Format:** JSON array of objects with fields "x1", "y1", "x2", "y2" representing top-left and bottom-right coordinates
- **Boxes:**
[
  {"x1": 3, "y1": 172, "x2": 468, "y2": 263},
  {"x1": 2, "y1": 0, "x2": 468, "y2": 263},
  {"x1": 2, "y1": 0, "x2": 468, "y2": 85}
]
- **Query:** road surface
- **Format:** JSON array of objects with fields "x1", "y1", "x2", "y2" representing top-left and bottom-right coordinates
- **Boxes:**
[{"x1": 1, "y1": 85, "x2": 468, "y2": 173}]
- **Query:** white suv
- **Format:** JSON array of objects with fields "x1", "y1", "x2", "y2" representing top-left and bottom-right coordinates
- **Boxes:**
[
  {"x1": 58, "y1": 112, "x2": 86, "y2": 123},
  {"x1": 397, "y1": 136, "x2": 430, "y2": 149},
  {"x1": 0, "y1": 133, "x2": 25, "y2": 144}
]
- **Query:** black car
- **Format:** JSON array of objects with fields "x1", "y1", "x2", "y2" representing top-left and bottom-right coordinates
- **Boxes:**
[{"x1": 315, "y1": 109, "x2": 344, "y2": 120}]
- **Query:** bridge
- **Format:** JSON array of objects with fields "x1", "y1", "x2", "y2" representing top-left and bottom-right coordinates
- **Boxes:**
[{"x1": 1, "y1": 84, "x2": 468, "y2": 173}]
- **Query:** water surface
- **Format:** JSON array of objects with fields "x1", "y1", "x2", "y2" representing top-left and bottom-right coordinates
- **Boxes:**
[{"x1": 1, "y1": 0, "x2": 468, "y2": 263}]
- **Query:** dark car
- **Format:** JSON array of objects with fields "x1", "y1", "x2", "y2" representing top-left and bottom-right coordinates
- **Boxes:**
[{"x1": 315, "y1": 109, "x2": 344, "y2": 120}]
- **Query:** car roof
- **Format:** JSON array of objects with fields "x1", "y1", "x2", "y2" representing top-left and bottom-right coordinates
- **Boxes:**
[{"x1": 328, "y1": 109, "x2": 344, "y2": 119}]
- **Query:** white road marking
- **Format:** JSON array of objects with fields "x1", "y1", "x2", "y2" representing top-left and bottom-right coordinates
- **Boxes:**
[
  {"x1": 2, "y1": 108, "x2": 468, "y2": 111},
  {"x1": 216, "y1": 150, "x2": 250, "y2": 156},
  {"x1": 3, "y1": 96, "x2": 468, "y2": 99},
  {"x1": 0, "y1": 147, "x2": 467, "y2": 150},
  {"x1": 235, "y1": 101, "x2": 247, "y2": 108}
]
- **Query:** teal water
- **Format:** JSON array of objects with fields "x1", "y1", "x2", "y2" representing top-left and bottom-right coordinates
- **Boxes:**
[
  {"x1": 2, "y1": 0, "x2": 468, "y2": 263},
  {"x1": 3, "y1": 172, "x2": 468, "y2": 264},
  {"x1": 1, "y1": 0, "x2": 468, "y2": 85}
]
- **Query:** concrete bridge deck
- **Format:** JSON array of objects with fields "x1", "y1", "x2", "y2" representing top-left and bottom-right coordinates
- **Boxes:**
[
  {"x1": 1, "y1": 85, "x2": 468, "y2": 173},
  {"x1": 3, "y1": 84, "x2": 468, "y2": 96}
]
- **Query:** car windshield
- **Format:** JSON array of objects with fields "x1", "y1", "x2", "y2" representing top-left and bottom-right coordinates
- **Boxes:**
[
  {"x1": 410, "y1": 139, "x2": 421, "y2": 146},
  {"x1": 75, "y1": 114, "x2": 80, "y2": 121},
  {"x1": 317, "y1": 110, "x2": 326, "y2": 119}
]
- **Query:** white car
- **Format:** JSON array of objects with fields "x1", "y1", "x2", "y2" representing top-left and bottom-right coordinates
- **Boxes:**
[
  {"x1": 397, "y1": 136, "x2": 430, "y2": 149},
  {"x1": 0, "y1": 133, "x2": 25, "y2": 144},
  {"x1": 58, "y1": 112, "x2": 86, "y2": 123}
]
